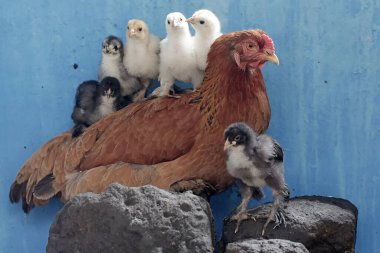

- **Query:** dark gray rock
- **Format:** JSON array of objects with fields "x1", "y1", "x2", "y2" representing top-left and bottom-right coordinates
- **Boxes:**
[
  {"x1": 221, "y1": 196, "x2": 357, "y2": 253},
  {"x1": 47, "y1": 184, "x2": 214, "y2": 253},
  {"x1": 225, "y1": 239, "x2": 309, "y2": 253}
]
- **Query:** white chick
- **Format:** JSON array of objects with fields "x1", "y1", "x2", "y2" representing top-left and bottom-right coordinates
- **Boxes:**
[
  {"x1": 123, "y1": 19, "x2": 160, "y2": 101},
  {"x1": 159, "y1": 12, "x2": 204, "y2": 96},
  {"x1": 186, "y1": 9, "x2": 222, "y2": 71}
]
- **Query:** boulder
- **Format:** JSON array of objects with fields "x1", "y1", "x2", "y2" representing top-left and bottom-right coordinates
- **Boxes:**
[
  {"x1": 221, "y1": 196, "x2": 357, "y2": 253},
  {"x1": 225, "y1": 239, "x2": 309, "y2": 253},
  {"x1": 47, "y1": 184, "x2": 214, "y2": 253}
]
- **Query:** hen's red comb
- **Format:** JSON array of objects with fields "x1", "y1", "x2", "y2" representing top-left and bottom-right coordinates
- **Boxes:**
[{"x1": 262, "y1": 33, "x2": 275, "y2": 51}]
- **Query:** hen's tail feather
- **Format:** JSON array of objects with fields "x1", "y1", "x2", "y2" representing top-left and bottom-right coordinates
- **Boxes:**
[
  {"x1": 9, "y1": 181, "x2": 27, "y2": 203},
  {"x1": 9, "y1": 132, "x2": 74, "y2": 212},
  {"x1": 62, "y1": 162, "x2": 168, "y2": 202},
  {"x1": 33, "y1": 173, "x2": 56, "y2": 200},
  {"x1": 22, "y1": 197, "x2": 33, "y2": 213}
]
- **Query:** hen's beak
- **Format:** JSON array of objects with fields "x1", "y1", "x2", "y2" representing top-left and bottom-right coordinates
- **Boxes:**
[
  {"x1": 265, "y1": 52, "x2": 280, "y2": 65},
  {"x1": 224, "y1": 140, "x2": 236, "y2": 151},
  {"x1": 186, "y1": 17, "x2": 195, "y2": 24}
]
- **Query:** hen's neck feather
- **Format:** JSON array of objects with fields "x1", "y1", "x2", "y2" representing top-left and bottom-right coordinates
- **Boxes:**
[{"x1": 198, "y1": 49, "x2": 270, "y2": 134}]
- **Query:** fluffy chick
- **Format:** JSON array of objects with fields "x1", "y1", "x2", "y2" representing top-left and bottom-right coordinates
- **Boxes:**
[
  {"x1": 159, "y1": 12, "x2": 204, "y2": 96},
  {"x1": 123, "y1": 19, "x2": 160, "y2": 101},
  {"x1": 98, "y1": 35, "x2": 142, "y2": 98},
  {"x1": 186, "y1": 9, "x2": 222, "y2": 71},
  {"x1": 71, "y1": 77, "x2": 129, "y2": 137},
  {"x1": 224, "y1": 122, "x2": 289, "y2": 235}
]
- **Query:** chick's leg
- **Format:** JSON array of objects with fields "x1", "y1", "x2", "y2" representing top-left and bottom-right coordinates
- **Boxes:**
[
  {"x1": 231, "y1": 184, "x2": 254, "y2": 233},
  {"x1": 159, "y1": 81, "x2": 173, "y2": 97},
  {"x1": 133, "y1": 78, "x2": 152, "y2": 101},
  {"x1": 261, "y1": 185, "x2": 289, "y2": 235}
]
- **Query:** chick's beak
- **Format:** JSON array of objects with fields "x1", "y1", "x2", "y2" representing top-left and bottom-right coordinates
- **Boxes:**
[
  {"x1": 224, "y1": 140, "x2": 236, "y2": 151},
  {"x1": 173, "y1": 19, "x2": 180, "y2": 27},
  {"x1": 129, "y1": 28, "x2": 136, "y2": 36},
  {"x1": 186, "y1": 17, "x2": 195, "y2": 24},
  {"x1": 265, "y1": 52, "x2": 280, "y2": 65}
]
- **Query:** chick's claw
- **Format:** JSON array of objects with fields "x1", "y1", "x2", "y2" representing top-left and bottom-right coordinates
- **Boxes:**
[
  {"x1": 231, "y1": 212, "x2": 256, "y2": 233},
  {"x1": 273, "y1": 210, "x2": 287, "y2": 229},
  {"x1": 261, "y1": 209, "x2": 287, "y2": 235}
]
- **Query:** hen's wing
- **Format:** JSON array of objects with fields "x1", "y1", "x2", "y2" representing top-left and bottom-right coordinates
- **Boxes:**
[{"x1": 10, "y1": 93, "x2": 202, "y2": 209}]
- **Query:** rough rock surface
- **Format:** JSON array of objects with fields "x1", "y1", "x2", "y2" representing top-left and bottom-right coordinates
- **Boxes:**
[
  {"x1": 225, "y1": 239, "x2": 309, "y2": 253},
  {"x1": 221, "y1": 196, "x2": 357, "y2": 253},
  {"x1": 47, "y1": 184, "x2": 214, "y2": 253}
]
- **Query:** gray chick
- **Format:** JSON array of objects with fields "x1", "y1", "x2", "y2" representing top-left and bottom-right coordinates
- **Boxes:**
[
  {"x1": 223, "y1": 122, "x2": 289, "y2": 235},
  {"x1": 71, "y1": 77, "x2": 130, "y2": 138},
  {"x1": 98, "y1": 35, "x2": 142, "y2": 98}
]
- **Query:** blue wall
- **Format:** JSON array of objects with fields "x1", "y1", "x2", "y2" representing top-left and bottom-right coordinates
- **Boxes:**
[{"x1": 1, "y1": 0, "x2": 379, "y2": 252}]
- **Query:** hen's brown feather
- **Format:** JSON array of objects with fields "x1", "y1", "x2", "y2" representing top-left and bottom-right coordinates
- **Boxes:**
[{"x1": 10, "y1": 30, "x2": 273, "y2": 211}]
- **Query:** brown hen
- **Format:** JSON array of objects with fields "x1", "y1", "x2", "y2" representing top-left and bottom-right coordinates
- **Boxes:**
[{"x1": 9, "y1": 30, "x2": 279, "y2": 212}]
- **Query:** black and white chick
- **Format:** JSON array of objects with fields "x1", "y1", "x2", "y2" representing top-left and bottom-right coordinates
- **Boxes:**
[
  {"x1": 186, "y1": 9, "x2": 222, "y2": 71},
  {"x1": 224, "y1": 122, "x2": 290, "y2": 235},
  {"x1": 123, "y1": 19, "x2": 160, "y2": 101},
  {"x1": 98, "y1": 35, "x2": 142, "y2": 98},
  {"x1": 71, "y1": 77, "x2": 129, "y2": 138}
]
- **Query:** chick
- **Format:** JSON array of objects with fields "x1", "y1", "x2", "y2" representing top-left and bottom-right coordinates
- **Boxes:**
[
  {"x1": 98, "y1": 35, "x2": 142, "y2": 98},
  {"x1": 186, "y1": 9, "x2": 222, "y2": 71},
  {"x1": 159, "y1": 12, "x2": 204, "y2": 96},
  {"x1": 224, "y1": 122, "x2": 289, "y2": 235},
  {"x1": 71, "y1": 77, "x2": 129, "y2": 137},
  {"x1": 123, "y1": 19, "x2": 160, "y2": 101}
]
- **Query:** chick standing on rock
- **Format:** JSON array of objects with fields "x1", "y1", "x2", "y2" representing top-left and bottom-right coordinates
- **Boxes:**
[
  {"x1": 98, "y1": 35, "x2": 142, "y2": 98},
  {"x1": 123, "y1": 19, "x2": 160, "y2": 101},
  {"x1": 223, "y1": 122, "x2": 290, "y2": 235},
  {"x1": 71, "y1": 77, "x2": 129, "y2": 137},
  {"x1": 186, "y1": 9, "x2": 222, "y2": 71},
  {"x1": 158, "y1": 12, "x2": 204, "y2": 97}
]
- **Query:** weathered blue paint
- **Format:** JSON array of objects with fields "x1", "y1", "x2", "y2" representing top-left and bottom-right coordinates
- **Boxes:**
[{"x1": 1, "y1": 0, "x2": 379, "y2": 252}]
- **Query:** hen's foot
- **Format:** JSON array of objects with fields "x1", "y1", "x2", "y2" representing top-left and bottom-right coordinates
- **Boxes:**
[{"x1": 169, "y1": 179, "x2": 216, "y2": 200}]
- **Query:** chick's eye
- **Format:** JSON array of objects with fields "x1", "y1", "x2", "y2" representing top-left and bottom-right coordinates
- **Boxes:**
[
  {"x1": 234, "y1": 135, "x2": 241, "y2": 141},
  {"x1": 200, "y1": 20, "x2": 205, "y2": 24},
  {"x1": 114, "y1": 46, "x2": 118, "y2": 51},
  {"x1": 138, "y1": 27, "x2": 142, "y2": 31},
  {"x1": 167, "y1": 20, "x2": 170, "y2": 25},
  {"x1": 127, "y1": 26, "x2": 129, "y2": 30},
  {"x1": 179, "y1": 18, "x2": 183, "y2": 21}
]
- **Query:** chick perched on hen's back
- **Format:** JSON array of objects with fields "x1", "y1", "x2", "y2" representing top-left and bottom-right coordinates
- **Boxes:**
[
  {"x1": 158, "y1": 12, "x2": 204, "y2": 97},
  {"x1": 71, "y1": 77, "x2": 129, "y2": 138},
  {"x1": 123, "y1": 19, "x2": 160, "y2": 100},
  {"x1": 98, "y1": 35, "x2": 142, "y2": 98},
  {"x1": 187, "y1": 9, "x2": 222, "y2": 71}
]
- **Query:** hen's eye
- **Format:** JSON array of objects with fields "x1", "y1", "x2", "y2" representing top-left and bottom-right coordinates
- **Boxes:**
[
  {"x1": 167, "y1": 20, "x2": 170, "y2": 25},
  {"x1": 114, "y1": 46, "x2": 118, "y2": 51},
  {"x1": 200, "y1": 20, "x2": 205, "y2": 24},
  {"x1": 248, "y1": 44, "x2": 254, "y2": 49},
  {"x1": 138, "y1": 27, "x2": 142, "y2": 31},
  {"x1": 234, "y1": 135, "x2": 241, "y2": 141}
]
